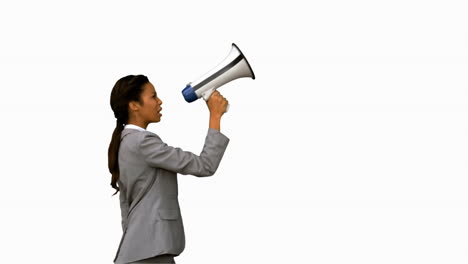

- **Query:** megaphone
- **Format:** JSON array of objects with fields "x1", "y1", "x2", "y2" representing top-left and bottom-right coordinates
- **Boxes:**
[{"x1": 182, "y1": 43, "x2": 255, "y2": 113}]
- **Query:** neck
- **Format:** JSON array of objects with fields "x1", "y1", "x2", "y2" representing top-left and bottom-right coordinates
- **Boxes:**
[{"x1": 127, "y1": 121, "x2": 148, "y2": 130}]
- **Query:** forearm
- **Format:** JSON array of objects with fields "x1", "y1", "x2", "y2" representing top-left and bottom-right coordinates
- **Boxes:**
[{"x1": 209, "y1": 114, "x2": 221, "y2": 131}]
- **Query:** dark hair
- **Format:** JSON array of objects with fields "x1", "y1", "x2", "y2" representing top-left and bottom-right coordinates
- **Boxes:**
[{"x1": 108, "y1": 75, "x2": 149, "y2": 196}]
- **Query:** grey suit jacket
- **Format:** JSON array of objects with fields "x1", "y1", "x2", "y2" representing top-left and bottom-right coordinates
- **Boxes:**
[{"x1": 113, "y1": 127, "x2": 230, "y2": 264}]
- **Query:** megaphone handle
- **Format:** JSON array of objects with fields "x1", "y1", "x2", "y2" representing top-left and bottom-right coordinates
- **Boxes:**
[
  {"x1": 202, "y1": 88, "x2": 230, "y2": 113},
  {"x1": 202, "y1": 88, "x2": 215, "y2": 101}
]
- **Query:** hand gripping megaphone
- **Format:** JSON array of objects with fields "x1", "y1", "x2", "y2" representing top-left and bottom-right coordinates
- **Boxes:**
[{"x1": 181, "y1": 43, "x2": 255, "y2": 113}]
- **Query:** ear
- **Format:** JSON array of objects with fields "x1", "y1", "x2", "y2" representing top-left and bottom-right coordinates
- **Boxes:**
[{"x1": 128, "y1": 101, "x2": 140, "y2": 112}]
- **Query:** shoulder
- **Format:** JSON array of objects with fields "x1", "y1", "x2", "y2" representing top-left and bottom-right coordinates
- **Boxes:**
[
  {"x1": 121, "y1": 129, "x2": 162, "y2": 144},
  {"x1": 139, "y1": 130, "x2": 161, "y2": 139},
  {"x1": 137, "y1": 130, "x2": 164, "y2": 145}
]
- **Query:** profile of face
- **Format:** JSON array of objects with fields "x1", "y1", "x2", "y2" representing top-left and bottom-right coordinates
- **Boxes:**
[{"x1": 128, "y1": 82, "x2": 163, "y2": 127}]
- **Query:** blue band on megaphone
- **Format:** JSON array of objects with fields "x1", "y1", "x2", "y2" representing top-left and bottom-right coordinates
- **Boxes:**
[{"x1": 182, "y1": 84, "x2": 198, "y2": 103}]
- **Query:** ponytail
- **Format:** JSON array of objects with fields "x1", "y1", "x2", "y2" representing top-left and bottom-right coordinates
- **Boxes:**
[{"x1": 108, "y1": 119, "x2": 125, "y2": 196}]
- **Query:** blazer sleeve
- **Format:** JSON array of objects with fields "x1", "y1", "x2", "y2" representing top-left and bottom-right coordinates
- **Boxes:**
[{"x1": 138, "y1": 128, "x2": 230, "y2": 177}]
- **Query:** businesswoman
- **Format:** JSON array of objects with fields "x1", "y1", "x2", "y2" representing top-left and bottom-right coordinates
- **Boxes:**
[{"x1": 108, "y1": 75, "x2": 230, "y2": 264}]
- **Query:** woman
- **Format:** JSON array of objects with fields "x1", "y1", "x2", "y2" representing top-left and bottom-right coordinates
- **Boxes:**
[{"x1": 108, "y1": 75, "x2": 230, "y2": 264}]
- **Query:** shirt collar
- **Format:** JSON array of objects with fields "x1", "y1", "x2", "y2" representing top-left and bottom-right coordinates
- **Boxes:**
[{"x1": 124, "y1": 124, "x2": 146, "y2": 131}]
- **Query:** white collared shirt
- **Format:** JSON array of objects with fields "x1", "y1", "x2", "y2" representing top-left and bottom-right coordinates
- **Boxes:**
[{"x1": 124, "y1": 124, "x2": 146, "y2": 131}]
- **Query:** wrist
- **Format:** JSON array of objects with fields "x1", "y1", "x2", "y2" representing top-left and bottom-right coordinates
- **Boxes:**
[{"x1": 210, "y1": 113, "x2": 222, "y2": 120}]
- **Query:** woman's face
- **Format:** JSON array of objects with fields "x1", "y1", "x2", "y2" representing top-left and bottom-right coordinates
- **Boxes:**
[{"x1": 131, "y1": 82, "x2": 163, "y2": 124}]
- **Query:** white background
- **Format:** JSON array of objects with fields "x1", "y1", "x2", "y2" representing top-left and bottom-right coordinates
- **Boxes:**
[{"x1": 0, "y1": 1, "x2": 467, "y2": 263}]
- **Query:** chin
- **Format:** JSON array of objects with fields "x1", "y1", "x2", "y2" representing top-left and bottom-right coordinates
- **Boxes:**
[{"x1": 148, "y1": 119, "x2": 160, "y2": 124}]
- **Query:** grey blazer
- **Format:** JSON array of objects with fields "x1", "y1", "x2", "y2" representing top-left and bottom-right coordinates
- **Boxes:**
[{"x1": 113, "y1": 128, "x2": 230, "y2": 264}]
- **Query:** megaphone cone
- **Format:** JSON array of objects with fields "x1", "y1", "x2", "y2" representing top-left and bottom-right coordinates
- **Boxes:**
[{"x1": 182, "y1": 43, "x2": 255, "y2": 112}]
